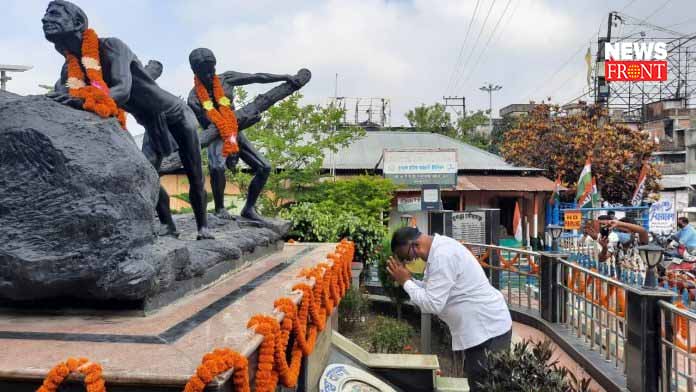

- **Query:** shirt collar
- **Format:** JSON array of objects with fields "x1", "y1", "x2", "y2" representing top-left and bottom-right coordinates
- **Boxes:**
[{"x1": 427, "y1": 234, "x2": 441, "y2": 261}]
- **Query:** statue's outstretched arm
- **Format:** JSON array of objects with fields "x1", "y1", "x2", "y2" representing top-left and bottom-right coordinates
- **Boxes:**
[{"x1": 220, "y1": 71, "x2": 292, "y2": 87}]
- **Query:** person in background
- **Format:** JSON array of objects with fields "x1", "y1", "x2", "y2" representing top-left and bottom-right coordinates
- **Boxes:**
[
  {"x1": 584, "y1": 216, "x2": 648, "y2": 277},
  {"x1": 386, "y1": 227, "x2": 511, "y2": 391},
  {"x1": 675, "y1": 217, "x2": 696, "y2": 251}
]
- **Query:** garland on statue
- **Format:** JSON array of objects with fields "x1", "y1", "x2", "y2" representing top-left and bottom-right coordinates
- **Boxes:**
[
  {"x1": 193, "y1": 75, "x2": 240, "y2": 156},
  {"x1": 64, "y1": 28, "x2": 126, "y2": 129}
]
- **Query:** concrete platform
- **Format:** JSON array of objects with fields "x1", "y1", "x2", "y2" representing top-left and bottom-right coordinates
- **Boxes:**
[{"x1": 0, "y1": 243, "x2": 334, "y2": 392}]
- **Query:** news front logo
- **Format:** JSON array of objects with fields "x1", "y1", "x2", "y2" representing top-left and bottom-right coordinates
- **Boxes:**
[{"x1": 604, "y1": 42, "x2": 668, "y2": 82}]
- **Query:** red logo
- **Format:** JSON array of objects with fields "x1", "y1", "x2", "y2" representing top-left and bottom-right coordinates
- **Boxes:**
[{"x1": 605, "y1": 61, "x2": 667, "y2": 81}]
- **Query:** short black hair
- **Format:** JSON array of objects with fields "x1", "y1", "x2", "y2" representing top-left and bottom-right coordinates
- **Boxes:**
[
  {"x1": 597, "y1": 214, "x2": 611, "y2": 221},
  {"x1": 391, "y1": 227, "x2": 421, "y2": 253},
  {"x1": 189, "y1": 48, "x2": 216, "y2": 68},
  {"x1": 679, "y1": 217, "x2": 689, "y2": 225}
]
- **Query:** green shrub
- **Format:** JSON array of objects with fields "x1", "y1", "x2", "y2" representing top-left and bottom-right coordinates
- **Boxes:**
[
  {"x1": 283, "y1": 202, "x2": 386, "y2": 265},
  {"x1": 478, "y1": 339, "x2": 592, "y2": 392},
  {"x1": 368, "y1": 316, "x2": 414, "y2": 354},
  {"x1": 338, "y1": 287, "x2": 370, "y2": 331},
  {"x1": 376, "y1": 230, "x2": 410, "y2": 313}
]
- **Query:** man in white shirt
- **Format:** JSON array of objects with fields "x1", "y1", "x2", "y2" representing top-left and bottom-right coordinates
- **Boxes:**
[{"x1": 387, "y1": 227, "x2": 512, "y2": 391}]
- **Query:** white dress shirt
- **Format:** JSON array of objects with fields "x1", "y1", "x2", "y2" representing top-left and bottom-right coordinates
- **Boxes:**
[{"x1": 403, "y1": 234, "x2": 512, "y2": 351}]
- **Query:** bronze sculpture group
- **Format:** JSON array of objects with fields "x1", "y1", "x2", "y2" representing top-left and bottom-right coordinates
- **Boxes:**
[{"x1": 42, "y1": 0, "x2": 310, "y2": 239}]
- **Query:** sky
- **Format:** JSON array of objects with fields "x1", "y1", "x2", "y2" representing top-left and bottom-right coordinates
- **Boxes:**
[{"x1": 2, "y1": 0, "x2": 696, "y2": 135}]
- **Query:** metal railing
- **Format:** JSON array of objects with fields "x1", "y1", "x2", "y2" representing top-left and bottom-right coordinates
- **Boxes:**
[
  {"x1": 464, "y1": 241, "x2": 630, "y2": 373},
  {"x1": 558, "y1": 257, "x2": 628, "y2": 371},
  {"x1": 462, "y1": 242, "x2": 541, "y2": 315},
  {"x1": 660, "y1": 300, "x2": 696, "y2": 391}
]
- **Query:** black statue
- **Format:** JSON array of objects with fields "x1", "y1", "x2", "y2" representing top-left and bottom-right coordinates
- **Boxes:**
[
  {"x1": 187, "y1": 48, "x2": 310, "y2": 221},
  {"x1": 42, "y1": 0, "x2": 214, "y2": 240}
]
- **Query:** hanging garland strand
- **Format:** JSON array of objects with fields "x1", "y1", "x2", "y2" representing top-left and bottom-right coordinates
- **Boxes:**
[{"x1": 36, "y1": 241, "x2": 355, "y2": 392}]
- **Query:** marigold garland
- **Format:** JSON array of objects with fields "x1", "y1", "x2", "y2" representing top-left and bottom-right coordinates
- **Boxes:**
[
  {"x1": 193, "y1": 75, "x2": 239, "y2": 156},
  {"x1": 65, "y1": 28, "x2": 127, "y2": 129},
  {"x1": 42, "y1": 241, "x2": 356, "y2": 392},
  {"x1": 36, "y1": 357, "x2": 106, "y2": 392},
  {"x1": 183, "y1": 348, "x2": 250, "y2": 392}
]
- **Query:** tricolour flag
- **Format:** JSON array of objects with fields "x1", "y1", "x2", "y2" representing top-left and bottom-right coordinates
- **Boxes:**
[
  {"x1": 513, "y1": 201, "x2": 523, "y2": 242},
  {"x1": 550, "y1": 175, "x2": 561, "y2": 205},
  {"x1": 591, "y1": 177, "x2": 600, "y2": 207},
  {"x1": 575, "y1": 158, "x2": 593, "y2": 208},
  {"x1": 631, "y1": 162, "x2": 649, "y2": 206}
]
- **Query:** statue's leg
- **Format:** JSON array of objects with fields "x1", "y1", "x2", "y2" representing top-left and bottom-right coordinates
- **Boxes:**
[
  {"x1": 167, "y1": 106, "x2": 213, "y2": 240},
  {"x1": 143, "y1": 135, "x2": 178, "y2": 236},
  {"x1": 208, "y1": 139, "x2": 233, "y2": 220},
  {"x1": 237, "y1": 131, "x2": 271, "y2": 221}
]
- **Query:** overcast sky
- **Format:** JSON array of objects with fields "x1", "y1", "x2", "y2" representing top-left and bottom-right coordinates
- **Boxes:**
[{"x1": 2, "y1": 0, "x2": 696, "y2": 134}]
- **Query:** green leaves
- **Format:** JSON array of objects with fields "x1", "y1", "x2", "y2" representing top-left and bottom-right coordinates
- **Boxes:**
[
  {"x1": 225, "y1": 89, "x2": 365, "y2": 216},
  {"x1": 477, "y1": 339, "x2": 592, "y2": 392},
  {"x1": 500, "y1": 104, "x2": 659, "y2": 204},
  {"x1": 368, "y1": 316, "x2": 415, "y2": 354}
]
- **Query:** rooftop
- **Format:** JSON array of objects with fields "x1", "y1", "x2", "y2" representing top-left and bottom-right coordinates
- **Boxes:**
[{"x1": 323, "y1": 131, "x2": 539, "y2": 173}]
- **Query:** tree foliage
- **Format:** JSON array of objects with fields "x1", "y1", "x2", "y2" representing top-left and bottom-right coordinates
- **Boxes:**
[
  {"x1": 405, "y1": 103, "x2": 453, "y2": 136},
  {"x1": 404, "y1": 103, "x2": 493, "y2": 151},
  {"x1": 500, "y1": 104, "x2": 659, "y2": 204},
  {"x1": 282, "y1": 176, "x2": 396, "y2": 265},
  {"x1": 227, "y1": 91, "x2": 364, "y2": 216}
]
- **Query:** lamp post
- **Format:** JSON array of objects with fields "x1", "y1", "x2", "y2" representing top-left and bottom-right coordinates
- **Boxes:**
[
  {"x1": 638, "y1": 243, "x2": 664, "y2": 289},
  {"x1": 547, "y1": 224, "x2": 563, "y2": 252},
  {"x1": 479, "y1": 83, "x2": 502, "y2": 131}
]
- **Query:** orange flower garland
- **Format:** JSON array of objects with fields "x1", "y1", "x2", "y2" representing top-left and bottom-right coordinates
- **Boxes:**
[
  {"x1": 183, "y1": 348, "x2": 250, "y2": 392},
  {"x1": 37, "y1": 357, "x2": 106, "y2": 392},
  {"x1": 292, "y1": 283, "x2": 319, "y2": 355},
  {"x1": 193, "y1": 75, "x2": 240, "y2": 157},
  {"x1": 65, "y1": 29, "x2": 126, "y2": 129},
  {"x1": 247, "y1": 315, "x2": 280, "y2": 392},
  {"x1": 42, "y1": 241, "x2": 356, "y2": 392},
  {"x1": 273, "y1": 298, "x2": 303, "y2": 387}
]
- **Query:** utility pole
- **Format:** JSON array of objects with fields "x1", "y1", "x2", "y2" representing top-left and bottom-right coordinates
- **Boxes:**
[
  {"x1": 443, "y1": 96, "x2": 466, "y2": 119},
  {"x1": 479, "y1": 83, "x2": 502, "y2": 131}
]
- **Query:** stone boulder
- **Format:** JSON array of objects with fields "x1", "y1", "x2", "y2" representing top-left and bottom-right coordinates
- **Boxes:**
[
  {"x1": 0, "y1": 93, "x2": 160, "y2": 301},
  {"x1": 0, "y1": 93, "x2": 288, "y2": 308}
]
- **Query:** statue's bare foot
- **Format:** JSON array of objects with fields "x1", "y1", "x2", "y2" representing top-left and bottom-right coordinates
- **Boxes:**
[
  {"x1": 159, "y1": 224, "x2": 180, "y2": 238},
  {"x1": 197, "y1": 227, "x2": 215, "y2": 240},
  {"x1": 214, "y1": 209, "x2": 234, "y2": 220},
  {"x1": 241, "y1": 207, "x2": 266, "y2": 222}
]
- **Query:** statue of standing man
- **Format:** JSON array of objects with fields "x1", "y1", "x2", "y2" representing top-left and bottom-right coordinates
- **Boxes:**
[
  {"x1": 42, "y1": 0, "x2": 214, "y2": 239},
  {"x1": 187, "y1": 48, "x2": 311, "y2": 222}
]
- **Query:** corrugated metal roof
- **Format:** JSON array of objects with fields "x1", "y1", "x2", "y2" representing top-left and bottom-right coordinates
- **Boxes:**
[
  {"x1": 458, "y1": 175, "x2": 557, "y2": 191},
  {"x1": 323, "y1": 131, "x2": 539, "y2": 172}
]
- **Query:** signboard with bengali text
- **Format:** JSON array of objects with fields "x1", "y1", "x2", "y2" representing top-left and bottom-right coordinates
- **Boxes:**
[{"x1": 383, "y1": 149, "x2": 457, "y2": 186}]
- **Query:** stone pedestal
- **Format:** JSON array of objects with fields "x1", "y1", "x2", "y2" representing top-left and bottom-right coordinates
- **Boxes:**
[{"x1": 0, "y1": 243, "x2": 333, "y2": 392}]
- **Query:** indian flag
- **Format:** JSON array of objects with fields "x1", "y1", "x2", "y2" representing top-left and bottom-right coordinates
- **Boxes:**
[
  {"x1": 631, "y1": 162, "x2": 649, "y2": 206},
  {"x1": 591, "y1": 177, "x2": 600, "y2": 207},
  {"x1": 575, "y1": 158, "x2": 593, "y2": 208},
  {"x1": 513, "y1": 201, "x2": 523, "y2": 242},
  {"x1": 550, "y1": 175, "x2": 561, "y2": 205}
]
